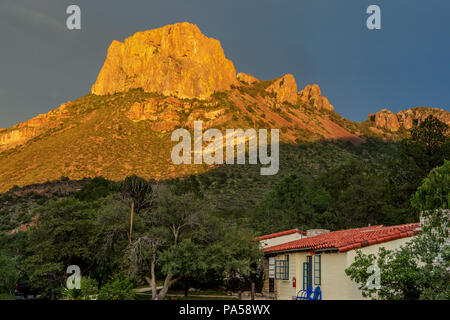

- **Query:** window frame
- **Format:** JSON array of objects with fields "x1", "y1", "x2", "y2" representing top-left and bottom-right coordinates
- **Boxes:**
[
  {"x1": 314, "y1": 255, "x2": 321, "y2": 286},
  {"x1": 275, "y1": 255, "x2": 289, "y2": 280},
  {"x1": 304, "y1": 255, "x2": 321, "y2": 289}
]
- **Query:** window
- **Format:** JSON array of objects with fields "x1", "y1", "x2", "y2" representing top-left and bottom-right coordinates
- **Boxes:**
[
  {"x1": 275, "y1": 255, "x2": 289, "y2": 280},
  {"x1": 314, "y1": 255, "x2": 321, "y2": 285},
  {"x1": 303, "y1": 255, "x2": 321, "y2": 289},
  {"x1": 302, "y1": 263, "x2": 308, "y2": 290}
]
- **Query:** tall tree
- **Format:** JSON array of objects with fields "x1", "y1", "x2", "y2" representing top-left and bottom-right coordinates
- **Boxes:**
[
  {"x1": 345, "y1": 161, "x2": 450, "y2": 300},
  {"x1": 121, "y1": 175, "x2": 155, "y2": 243},
  {"x1": 127, "y1": 184, "x2": 206, "y2": 300}
]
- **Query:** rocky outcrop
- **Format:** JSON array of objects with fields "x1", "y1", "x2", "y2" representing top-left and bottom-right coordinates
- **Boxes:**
[
  {"x1": 185, "y1": 108, "x2": 228, "y2": 129},
  {"x1": 0, "y1": 127, "x2": 40, "y2": 151},
  {"x1": 126, "y1": 100, "x2": 159, "y2": 121},
  {"x1": 298, "y1": 84, "x2": 334, "y2": 111},
  {"x1": 237, "y1": 72, "x2": 260, "y2": 85},
  {"x1": 368, "y1": 107, "x2": 450, "y2": 132},
  {"x1": 0, "y1": 102, "x2": 71, "y2": 151},
  {"x1": 265, "y1": 74, "x2": 298, "y2": 104},
  {"x1": 126, "y1": 96, "x2": 229, "y2": 132},
  {"x1": 374, "y1": 109, "x2": 401, "y2": 132},
  {"x1": 126, "y1": 98, "x2": 180, "y2": 132},
  {"x1": 92, "y1": 22, "x2": 237, "y2": 99}
]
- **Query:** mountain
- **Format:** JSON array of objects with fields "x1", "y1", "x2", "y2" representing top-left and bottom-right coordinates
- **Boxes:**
[
  {"x1": 366, "y1": 107, "x2": 450, "y2": 133},
  {"x1": 0, "y1": 22, "x2": 448, "y2": 193},
  {"x1": 91, "y1": 23, "x2": 237, "y2": 99}
]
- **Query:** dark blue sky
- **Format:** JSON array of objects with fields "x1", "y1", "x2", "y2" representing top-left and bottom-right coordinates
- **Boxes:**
[{"x1": 0, "y1": 0, "x2": 449, "y2": 128}]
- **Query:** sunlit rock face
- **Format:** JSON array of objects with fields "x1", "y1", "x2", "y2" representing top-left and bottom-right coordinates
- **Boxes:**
[
  {"x1": 266, "y1": 74, "x2": 298, "y2": 104},
  {"x1": 375, "y1": 109, "x2": 401, "y2": 132},
  {"x1": 237, "y1": 72, "x2": 260, "y2": 85},
  {"x1": 298, "y1": 84, "x2": 334, "y2": 111},
  {"x1": 0, "y1": 102, "x2": 70, "y2": 151},
  {"x1": 91, "y1": 22, "x2": 237, "y2": 99},
  {"x1": 369, "y1": 107, "x2": 450, "y2": 132}
]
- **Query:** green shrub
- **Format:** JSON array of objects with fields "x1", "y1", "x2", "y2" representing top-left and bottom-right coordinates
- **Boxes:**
[
  {"x1": 62, "y1": 277, "x2": 98, "y2": 300},
  {"x1": 0, "y1": 250, "x2": 19, "y2": 294},
  {"x1": 98, "y1": 274, "x2": 135, "y2": 300}
]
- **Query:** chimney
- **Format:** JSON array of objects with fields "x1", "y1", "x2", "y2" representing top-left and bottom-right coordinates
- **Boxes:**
[{"x1": 305, "y1": 229, "x2": 330, "y2": 237}]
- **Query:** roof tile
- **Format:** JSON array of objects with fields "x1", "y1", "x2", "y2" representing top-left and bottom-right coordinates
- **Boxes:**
[
  {"x1": 257, "y1": 228, "x2": 306, "y2": 240},
  {"x1": 264, "y1": 223, "x2": 421, "y2": 254}
]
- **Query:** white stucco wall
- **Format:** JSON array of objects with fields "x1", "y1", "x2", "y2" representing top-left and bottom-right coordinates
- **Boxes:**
[
  {"x1": 275, "y1": 253, "x2": 297, "y2": 300},
  {"x1": 260, "y1": 233, "x2": 304, "y2": 248},
  {"x1": 273, "y1": 236, "x2": 415, "y2": 300},
  {"x1": 342, "y1": 237, "x2": 414, "y2": 300}
]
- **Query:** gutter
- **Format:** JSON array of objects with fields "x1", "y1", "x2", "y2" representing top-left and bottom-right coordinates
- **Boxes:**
[{"x1": 264, "y1": 247, "x2": 338, "y2": 255}]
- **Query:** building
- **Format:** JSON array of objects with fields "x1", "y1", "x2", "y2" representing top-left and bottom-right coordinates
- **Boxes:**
[
  {"x1": 259, "y1": 223, "x2": 421, "y2": 300},
  {"x1": 258, "y1": 229, "x2": 307, "y2": 248}
]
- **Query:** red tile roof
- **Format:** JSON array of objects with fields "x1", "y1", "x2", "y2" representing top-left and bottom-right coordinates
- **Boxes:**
[
  {"x1": 264, "y1": 223, "x2": 421, "y2": 254},
  {"x1": 257, "y1": 229, "x2": 306, "y2": 241}
]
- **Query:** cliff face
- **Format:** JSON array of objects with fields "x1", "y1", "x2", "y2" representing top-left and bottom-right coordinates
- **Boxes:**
[
  {"x1": 0, "y1": 102, "x2": 70, "y2": 151},
  {"x1": 298, "y1": 84, "x2": 334, "y2": 111},
  {"x1": 237, "y1": 72, "x2": 260, "y2": 85},
  {"x1": 91, "y1": 22, "x2": 237, "y2": 99},
  {"x1": 265, "y1": 74, "x2": 298, "y2": 105},
  {"x1": 368, "y1": 107, "x2": 450, "y2": 132}
]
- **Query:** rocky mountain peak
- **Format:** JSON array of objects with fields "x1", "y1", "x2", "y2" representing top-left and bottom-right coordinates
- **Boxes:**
[
  {"x1": 237, "y1": 72, "x2": 260, "y2": 85},
  {"x1": 265, "y1": 74, "x2": 298, "y2": 104},
  {"x1": 298, "y1": 84, "x2": 334, "y2": 111},
  {"x1": 91, "y1": 22, "x2": 237, "y2": 99},
  {"x1": 368, "y1": 107, "x2": 450, "y2": 132}
]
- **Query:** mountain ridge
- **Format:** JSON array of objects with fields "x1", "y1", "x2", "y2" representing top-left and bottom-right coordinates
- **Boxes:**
[{"x1": 0, "y1": 22, "x2": 448, "y2": 192}]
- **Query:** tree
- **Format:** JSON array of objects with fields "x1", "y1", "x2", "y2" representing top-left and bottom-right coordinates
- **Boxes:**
[
  {"x1": 158, "y1": 239, "x2": 207, "y2": 297},
  {"x1": 206, "y1": 228, "x2": 263, "y2": 295},
  {"x1": 345, "y1": 246, "x2": 422, "y2": 300},
  {"x1": 126, "y1": 183, "x2": 263, "y2": 300},
  {"x1": 127, "y1": 184, "x2": 207, "y2": 300},
  {"x1": 378, "y1": 116, "x2": 449, "y2": 225},
  {"x1": 121, "y1": 175, "x2": 154, "y2": 214},
  {"x1": 345, "y1": 161, "x2": 450, "y2": 300},
  {"x1": 121, "y1": 175, "x2": 155, "y2": 244},
  {"x1": 20, "y1": 193, "x2": 132, "y2": 298},
  {"x1": 97, "y1": 273, "x2": 135, "y2": 300},
  {"x1": 91, "y1": 195, "x2": 135, "y2": 286},
  {"x1": 401, "y1": 115, "x2": 449, "y2": 177},
  {"x1": 411, "y1": 116, "x2": 449, "y2": 158},
  {"x1": 319, "y1": 160, "x2": 386, "y2": 228},
  {"x1": 411, "y1": 160, "x2": 449, "y2": 241},
  {"x1": 0, "y1": 249, "x2": 19, "y2": 294},
  {"x1": 22, "y1": 197, "x2": 99, "y2": 298},
  {"x1": 251, "y1": 174, "x2": 333, "y2": 234}
]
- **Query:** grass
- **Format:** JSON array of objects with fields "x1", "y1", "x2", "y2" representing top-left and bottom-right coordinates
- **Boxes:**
[
  {"x1": 167, "y1": 290, "x2": 228, "y2": 296},
  {"x1": 0, "y1": 293, "x2": 14, "y2": 300},
  {"x1": 176, "y1": 296, "x2": 238, "y2": 300},
  {"x1": 135, "y1": 289, "x2": 238, "y2": 301}
]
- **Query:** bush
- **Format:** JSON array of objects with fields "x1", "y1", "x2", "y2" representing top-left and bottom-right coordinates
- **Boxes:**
[
  {"x1": 0, "y1": 250, "x2": 19, "y2": 294},
  {"x1": 74, "y1": 177, "x2": 114, "y2": 202},
  {"x1": 98, "y1": 274, "x2": 135, "y2": 300},
  {"x1": 62, "y1": 277, "x2": 98, "y2": 300}
]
